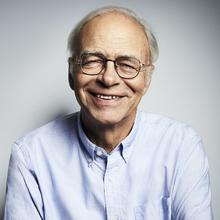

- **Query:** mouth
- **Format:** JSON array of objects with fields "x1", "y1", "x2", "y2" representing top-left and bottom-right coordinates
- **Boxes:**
[
  {"x1": 90, "y1": 92, "x2": 122, "y2": 100},
  {"x1": 96, "y1": 94, "x2": 120, "y2": 100}
]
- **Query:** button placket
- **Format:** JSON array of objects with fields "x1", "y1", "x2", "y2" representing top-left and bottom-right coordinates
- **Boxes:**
[
  {"x1": 104, "y1": 164, "x2": 122, "y2": 220},
  {"x1": 88, "y1": 158, "x2": 93, "y2": 167}
]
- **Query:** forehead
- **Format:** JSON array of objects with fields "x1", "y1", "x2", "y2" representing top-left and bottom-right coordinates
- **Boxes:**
[{"x1": 79, "y1": 12, "x2": 149, "y2": 60}]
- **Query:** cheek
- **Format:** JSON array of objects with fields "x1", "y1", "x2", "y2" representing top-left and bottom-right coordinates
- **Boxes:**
[
  {"x1": 73, "y1": 74, "x2": 95, "y2": 101},
  {"x1": 73, "y1": 75, "x2": 85, "y2": 101},
  {"x1": 73, "y1": 73, "x2": 87, "y2": 90},
  {"x1": 130, "y1": 76, "x2": 148, "y2": 96}
]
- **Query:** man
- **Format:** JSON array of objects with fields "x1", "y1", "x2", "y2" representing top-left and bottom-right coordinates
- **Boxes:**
[{"x1": 4, "y1": 6, "x2": 213, "y2": 220}]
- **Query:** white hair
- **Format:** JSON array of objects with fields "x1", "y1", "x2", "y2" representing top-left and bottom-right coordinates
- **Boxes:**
[{"x1": 67, "y1": 6, "x2": 159, "y2": 64}]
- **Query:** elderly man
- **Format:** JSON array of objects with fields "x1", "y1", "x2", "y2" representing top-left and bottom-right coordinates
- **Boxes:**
[{"x1": 4, "y1": 6, "x2": 212, "y2": 220}]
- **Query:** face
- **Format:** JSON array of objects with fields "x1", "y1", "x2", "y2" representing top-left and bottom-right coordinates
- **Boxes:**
[{"x1": 70, "y1": 13, "x2": 152, "y2": 126}]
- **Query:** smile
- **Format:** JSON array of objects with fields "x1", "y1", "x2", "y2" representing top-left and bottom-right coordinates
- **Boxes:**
[{"x1": 96, "y1": 94, "x2": 120, "y2": 100}]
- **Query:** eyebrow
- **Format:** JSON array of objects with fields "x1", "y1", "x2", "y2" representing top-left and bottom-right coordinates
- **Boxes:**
[
  {"x1": 80, "y1": 50, "x2": 141, "y2": 61},
  {"x1": 80, "y1": 51, "x2": 105, "y2": 58}
]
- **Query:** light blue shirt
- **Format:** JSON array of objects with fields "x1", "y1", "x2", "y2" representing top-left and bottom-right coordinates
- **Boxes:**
[{"x1": 4, "y1": 111, "x2": 213, "y2": 219}]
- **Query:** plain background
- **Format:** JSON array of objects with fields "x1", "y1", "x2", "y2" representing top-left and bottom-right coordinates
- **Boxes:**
[{"x1": 0, "y1": 0, "x2": 219, "y2": 218}]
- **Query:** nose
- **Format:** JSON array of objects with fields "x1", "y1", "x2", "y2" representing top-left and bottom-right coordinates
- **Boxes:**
[{"x1": 96, "y1": 60, "x2": 120, "y2": 87}]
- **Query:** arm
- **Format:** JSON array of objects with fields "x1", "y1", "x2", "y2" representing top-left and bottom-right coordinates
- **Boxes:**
[
  {"x1": 172, "y1": 137, "x2": 213, "y2": 219},
  {"x1": 4, "y1": 143, "x2": 44, "y2": 220}
]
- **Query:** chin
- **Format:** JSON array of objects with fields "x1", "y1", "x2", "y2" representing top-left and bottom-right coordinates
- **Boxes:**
[
  {"x1": 90, "y1": 110, "x2": 135, "y2": 127},
  {"x1": 95, "y1": 118, "x2": 121, "y2": 126}
]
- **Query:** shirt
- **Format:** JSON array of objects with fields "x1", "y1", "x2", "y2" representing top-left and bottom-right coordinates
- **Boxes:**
[{"x1": 4, "y1": 111, "x2": 213, "y2": 220}]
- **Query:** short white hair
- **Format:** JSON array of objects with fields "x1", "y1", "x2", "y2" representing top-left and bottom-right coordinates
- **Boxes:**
[{"x1": 67, "y1": 6, "x2": 159, "y2": 64}]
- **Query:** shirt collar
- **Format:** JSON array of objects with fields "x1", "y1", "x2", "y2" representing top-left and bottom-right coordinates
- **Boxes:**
[
  {"x1": 76, "y1": 113, "x2": 96, "y2": 161},
  {"x1": 76, "y1": 110, "x2": 141, "y2": 163},
  {"x1": 120, "y1": 110, "x2": 140, "y2": 162}
]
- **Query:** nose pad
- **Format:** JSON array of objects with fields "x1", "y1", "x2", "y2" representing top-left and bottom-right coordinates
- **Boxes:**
[{"x1": 96, "y1": 60, "x2": 120, "y2": 87}]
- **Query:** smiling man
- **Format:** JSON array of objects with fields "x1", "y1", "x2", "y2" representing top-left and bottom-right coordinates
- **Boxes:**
[
  {"x1": 68, "y1": 10, "x2": 153, "y2": 153},
  {"x1": 4, "y1": 6, "x2": 213, "y2": 220}
]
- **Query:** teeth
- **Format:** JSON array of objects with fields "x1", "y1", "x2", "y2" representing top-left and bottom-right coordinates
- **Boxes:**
[{"x1": 96, "y1": 94, "x2": 119, "y2": 100}]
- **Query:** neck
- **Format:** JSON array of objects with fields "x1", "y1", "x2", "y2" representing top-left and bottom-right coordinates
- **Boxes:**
[{"x1": 80, "y1": 111, "x2": 136, "y2": 153}]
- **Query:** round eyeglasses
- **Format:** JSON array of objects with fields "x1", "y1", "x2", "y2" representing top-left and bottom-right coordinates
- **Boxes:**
[{"x1": 70, "y1": 53, "x2": 150, "y2": 79}]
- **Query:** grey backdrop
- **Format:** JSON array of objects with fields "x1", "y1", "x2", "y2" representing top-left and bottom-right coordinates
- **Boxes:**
[{"x1": 0, "y1": 0, "x2": 219, "y2": 219}]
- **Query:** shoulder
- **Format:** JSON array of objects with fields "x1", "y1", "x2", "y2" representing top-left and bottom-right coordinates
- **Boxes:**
[
  {"x1": 138, "y1": 111, "x2": 201, "y2": 140},
  {"x1": 137, "y1": 111, "x2": 204, "y2": 158},
  {"x1": 12, "y1": 112, "x2": 79, "y2": 162},
  {"x1": 139, "y1": 111, "x2": 192, "y2": 129}
]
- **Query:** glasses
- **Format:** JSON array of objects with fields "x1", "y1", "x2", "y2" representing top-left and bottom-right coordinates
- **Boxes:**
[{"x1": 71, "y1": 52, "x2": 150, "y2": 79}]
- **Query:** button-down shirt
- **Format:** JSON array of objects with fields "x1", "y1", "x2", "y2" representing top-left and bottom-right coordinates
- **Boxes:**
[{"x1": 4, "y1": 111, "x2": 213, "y2": 219}]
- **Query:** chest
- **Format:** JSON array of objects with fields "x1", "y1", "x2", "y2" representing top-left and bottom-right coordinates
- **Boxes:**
[{"x1": 40, "y1": 150, "x2": 174, "y2": 220}]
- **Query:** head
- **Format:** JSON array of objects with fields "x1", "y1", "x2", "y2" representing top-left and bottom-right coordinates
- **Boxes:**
[
  {"x1": 68, "y1": 6, "x2": 159, "y2": 69},
  {"x1": 68, "y1": 6, "x2": 159, "y2": 126}
]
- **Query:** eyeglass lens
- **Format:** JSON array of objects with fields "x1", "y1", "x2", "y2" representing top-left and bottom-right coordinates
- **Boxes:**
[{"x1": 80, "y1": 53, "x2": 141, "y2": 79}]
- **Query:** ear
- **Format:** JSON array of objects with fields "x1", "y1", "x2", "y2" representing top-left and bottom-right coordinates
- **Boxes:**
[{"x1": 68, "y1": 58, "x2": 75, "y2": 91}]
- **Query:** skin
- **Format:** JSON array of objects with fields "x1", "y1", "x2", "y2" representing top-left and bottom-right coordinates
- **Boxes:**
[{"x1": 69, "y1": 12, "x2": 153, "y2": 152}]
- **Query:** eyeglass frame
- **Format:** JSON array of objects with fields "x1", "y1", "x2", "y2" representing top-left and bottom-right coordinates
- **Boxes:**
[{"x1": 68, "y1": 52, "x2": 152, "y2": 80}]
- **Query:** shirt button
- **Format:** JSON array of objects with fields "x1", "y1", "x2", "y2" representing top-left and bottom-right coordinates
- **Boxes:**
[
  {"x1": 96, "y1": 150, "x2": 103, "y2": 156},
  {"x1": 88, "y1": 159, "x2": 93, "y2": 167}
]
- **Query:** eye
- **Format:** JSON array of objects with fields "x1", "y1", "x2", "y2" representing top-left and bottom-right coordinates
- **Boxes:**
[
  {"x1": 119, "y1": 62, "x2": 136, "y2": 70},
  {"x1": 117, "y1": 59, "x2": 139, "y2": 72},
  {"x1": 81, "y1": 55, "x2": 104, "y2": 69}
]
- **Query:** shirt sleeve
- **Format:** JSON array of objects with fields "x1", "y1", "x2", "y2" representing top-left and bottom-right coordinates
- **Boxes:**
[
  {"x1": 172, "y1": 135, "x2": 213, "y2": 220},
  {"x1": 4, "y1": 143, "x2": 44, "y2": 220}
]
